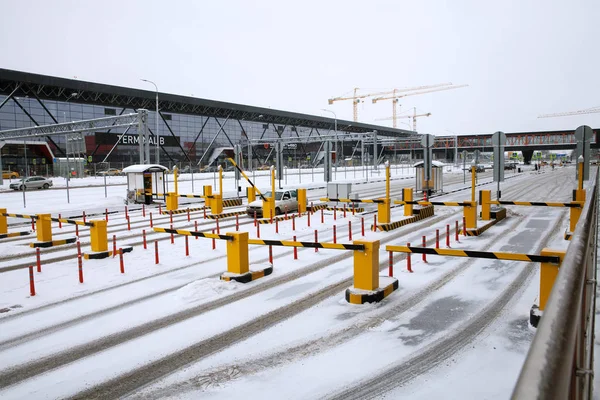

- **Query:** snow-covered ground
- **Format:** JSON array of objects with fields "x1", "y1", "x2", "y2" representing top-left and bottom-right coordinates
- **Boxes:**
[{"x1": 0, "y1": 163, "x2": 591, "y2": 399}]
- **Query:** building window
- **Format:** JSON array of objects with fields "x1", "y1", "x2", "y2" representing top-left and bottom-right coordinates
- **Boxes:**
[
  {"x1": 104, "y1": 108, "x2": 116, "y2": 115},
  {"x1": 163, "y1": 114, "x2": 172, "y2": 120}
]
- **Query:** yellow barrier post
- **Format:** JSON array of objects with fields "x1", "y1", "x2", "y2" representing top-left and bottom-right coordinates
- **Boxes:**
[
  {"x1": 203, "y1": 185, "x2": 212, "y2": 209},
  {"x1": 263, "y1": 166, "x2": 276, "y2": 219},
  {"x1": 173, "y1": 166, "x2": 179, "y2": 195},
  {"x1": 90, "y1": 220, "x2": 108, "y2": 252},
  {"x1": 403, "y1": 188, "x2": 413, "y2": 216},
  {"x1": 36, "y1": 214, "x2": 52, "y2": 242},
  {"x1": 539, "y1": 248, "x2": 565, "y2": 311},
  {"x1": 166, "y1": 192, "x2": 179, "y2": 211},
  {"x1": 297, "y1": 188, "x2": 307, "y2": 214},
  {"x1": 569, "y1": 160, "x2": 587, "y2": 233},
  {"x1": 247, "y1": 186, "x2": 256, "y2": 203},
  {"x1": 0, "y1": 208, "x2": 7, "y2": 234},
  {"x1": 377, "y1": 162, "x2": 391, "y2": 224},
  {"x1": 219, "y1": 165, "x2": 223, "y2": 196},
  {"x1": 464, "y1": 200, "x2": 477, "y2": 229},
  {"x1": 471, "y1": 166, "x2": 476, "y2": 202},
  {"x1": 353, "y1": 239, "x2": 379, "y2": 291},
  {"x1": 480, "y1": 190, "x2": 491, "y2": 221},
  {"x1": 211, "y1": 193, "x2": 223, "y2": 214},
  {"x1": 226, "y1": 231, "x2": 249, "y2": 275}
]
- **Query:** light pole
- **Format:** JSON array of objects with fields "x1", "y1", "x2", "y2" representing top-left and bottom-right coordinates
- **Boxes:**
[
  {"x1": 141, "y1": 79, "x2": 160, "y2": 164},
  {"x1": 321, "y1": 109, "x2": 337, "y2": 172}
]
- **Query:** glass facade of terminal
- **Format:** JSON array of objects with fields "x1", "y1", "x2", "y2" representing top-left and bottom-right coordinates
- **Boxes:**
[{"x1": 0, "y1": 95, "x2": 341, "y2": 175}]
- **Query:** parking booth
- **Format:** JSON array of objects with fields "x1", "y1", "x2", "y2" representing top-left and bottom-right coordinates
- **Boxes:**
[
  {"x1": 122, "y1": 164, "x2": 168, "y2": 204},
  {"x1": 414, "y1": 160, "x2": 444, "y2": 195}
]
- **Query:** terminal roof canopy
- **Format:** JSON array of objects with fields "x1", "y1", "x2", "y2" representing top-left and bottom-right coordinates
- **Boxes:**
[{"x1": 0, "y1": 68, "x2": 416, "y2": 139}]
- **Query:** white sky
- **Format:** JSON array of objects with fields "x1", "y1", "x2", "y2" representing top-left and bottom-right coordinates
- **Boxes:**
[{"x1": 0, "y1": 0, "x2": 599, "y2": 135}]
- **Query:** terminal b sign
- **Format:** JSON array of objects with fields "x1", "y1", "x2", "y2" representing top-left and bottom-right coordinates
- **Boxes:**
[{"x1": 94, "y1": 132, "x2": 180, "y2": 147}]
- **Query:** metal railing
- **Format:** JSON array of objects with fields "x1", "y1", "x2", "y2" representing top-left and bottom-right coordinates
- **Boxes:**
[{"x1": 512, "y1": 169, "x2": 599, "y2": 399}]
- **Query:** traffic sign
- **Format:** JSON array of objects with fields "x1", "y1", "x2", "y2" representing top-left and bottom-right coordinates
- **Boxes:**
[{"x1": 492, "y1": 131, "x2": 506, "y2": 182}]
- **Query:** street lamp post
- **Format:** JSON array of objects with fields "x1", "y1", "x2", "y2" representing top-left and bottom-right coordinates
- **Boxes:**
[
  {"x1": 321, "y1": 109, "x2": 337, "y2": 172},
  {"x1": 141, "y1": 79, "x2": 159, "y2": 164}
]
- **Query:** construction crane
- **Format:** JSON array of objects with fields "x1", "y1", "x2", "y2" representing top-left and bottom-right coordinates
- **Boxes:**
[
  {"x1": 376, "y1": 108, "x2": 432, "y2": 131},
  {"x1": 327, "y1": 88, "x2": 398, "y2": 122},
  {"x1": 538, "y1": 106, "x2": 600, "y2": 118},
  {"x1": 372, "y1": 84, "x2": 468, "y2": 128}
]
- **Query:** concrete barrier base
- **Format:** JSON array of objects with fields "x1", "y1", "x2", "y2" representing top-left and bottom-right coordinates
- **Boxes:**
[
  {"x1": 220, "y1": 265, "x2": 273, "y2": 283},
  {"x1": 30, "y1": 237, "x2": 77, "y2": 248},
  {"x1": 345, "y1": 277, "x2": 399, "y2": 304},
  {"x1": 375, "y1": 205, "x2": 434, "y2": 232},
  {"x1": 467, "y1": 207, "x2": 507, "y2": 236},
  {"x1": 84, "y1": 246, "x2": 133, "y2": 260}
]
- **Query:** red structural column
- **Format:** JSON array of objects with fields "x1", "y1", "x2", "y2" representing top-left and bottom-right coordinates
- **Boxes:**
[
  {"x1": 293, "y1": 235, "x2": 298, "y2": 260},
  {"x1": 29, "y1": 266, "x2": 35, "y2": 296}
]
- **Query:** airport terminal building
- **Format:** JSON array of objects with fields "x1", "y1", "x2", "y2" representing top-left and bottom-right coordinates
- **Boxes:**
[{"x1": 0, "y1": 69, "x2": 415, "y2": 176}]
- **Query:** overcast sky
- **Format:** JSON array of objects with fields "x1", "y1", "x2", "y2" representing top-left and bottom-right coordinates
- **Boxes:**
[{"x1": 1, "y1": 0, "x2": 598, "y2": 135}]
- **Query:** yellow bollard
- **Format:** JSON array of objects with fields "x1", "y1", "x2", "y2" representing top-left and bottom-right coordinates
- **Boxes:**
[
  {"x1": 166, "y1": 192, "x2": 179, "y2": 211},
  {"x1": 539, "y1": 249, "x2": 565, "y2": 311},
  {"x1": 352, "y1": 240, "x2": 380, "y2": 291},
  {"x1": 403, "y1": 188, "x2": 413, "y2": 216},
  {"x1": 203, "y1": 185, "x2": 213, "y2": 209},
  {"x1": 226, "y1": 231, "x2": 249, "y2": 275},
  {"x1": 0, "y1": 208, "x2": 7, "y2": 234},
  {"x1": 173, "y1": 166, "x2": 179, "y2": 195},
  {"x1": 569, "y1": 189, "x2": 586, "y2": 233},
  {"x1": 297, "y1": 188, "x2": 307, "y2": 214},
  {"x1": 480, "y1": 190, "x2": 491, "y2": 221},
  {"x1": 36, "y1": 214, "x2": 52, "y2": 242},
  {"x1": 90, "y1": 220, "x2": 108, "y2": 252},
  {"x1": 211, "y1": 193, "x2": 223, "y2": 214},
  {"x1": 471, "y1": 166, "x2": 476, "y2": 202},
  {"x1": 464, "y1": 200, "x2": 477, "y2": 229},
  {"x1": 247, "y1": 186, "x2": 256, "y2": 203},
  {"x1": 262, "y1": 166, "x2": 276, "y2": 218}
]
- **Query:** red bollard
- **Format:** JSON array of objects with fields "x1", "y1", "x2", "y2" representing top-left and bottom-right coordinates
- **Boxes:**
[
  {"x1": 159, "y1": 205, "x2": 162, "y2": 215},
  {"x1": 142, "y1": 204, "x2": 145, "y2": 218},
  {"x1": 361, "y1": 217, "x2": 365, "y2": 236},
  {"x1": 285, "y1": 206, "x2": 288, "y2": 220},
  {"x1": 119, "y1": 248, "x2": 124, "y2": 274},
  {"x1": 343, "y1": 204, "x2": 347, "y2": 218},
  {"x1": 333, "y1": 225, "x2": 337, "y2": 244},
  {"x1": 185, "y1": 235, "x2": 189, "y2": 256},
  {"x1": 314, "y1": 230, "x2": 318, "y2": 253},
  {"x1": 31, "y1": 217, "x2": 35, "y2": 231},
  {"x1": 293, "y1": 235, "x2": 298, "y2": 260},
  {"x1": 292, "y1": 215, "x2": 296, "y2": 231},
  {"x1": 236, "y1": 214, "x2": 239, "y2": 231},
  {"x1": 352, "y1": 203, "x2": 355, "y2": 215},
  {"x1": 321, "y1": 208, "x2": 324, "y2": 224},
  {"x1": 150, "y1": 212, "x2": 153, "y2": 228},
  {"x1": 254, "y1": 211, "x2": 257, "y2": 227},
  {"x1": 78, "y1": 255, "x2": 83, "y2": 283},
  {"x1": 105, "y1": 208, "x2": 109, "y2": 222},
  {"x1": 422, "y1": 235, "x2": 427, "y2": 263},
  {"x1": 75, "y1": 224, "x2": 79, "y2": 237},
  {"x1": 36, "y1": 247, "x2": 41, "y2": 272},
  {"x1": 170, "y1": 211, "x2": 173, "y2": 224},
  {"x1": 143, "y1": 229, "x2": 147, "y2": 249},
  {"x1": 455, "y1": 220, "x2": 459, "y2": 242},
  {"x1": 348, "y1": 221, "x2": 352, "y2": 241},
  {"x1": 127, "y1": 216, "x2": 131, "y2": 231},
  {"x1": 187, "y1": 208, "x2": 190, "y2": 222},
  {"x1": 58, "y1": 213, "x2": 62, "y2": 229},
  {"x1": 76, "y1": 239, "x2": 81, "y2": 258},
  {"x1": 436, "y1": 229, "x2": 440, "y2": 249},
  {"x1": 334, "y1": 206, "x2": 337, "y2": 220},
  {"x1": 270, "y1": 213, "x2": 273, "y2": 225},
  {"x1": 112, "y1": 234, "x2": 117, "y2": 258},
  {"x1": 216, "y1": 218, "x2": 220, "y2": 234},
  {"x1": 463, "y1": 217, "x2": 466, "y2": 236},
  {"x1": 388, "y1": 251, "x2": 393, "y2": 277},
  {"x1": 155, "y1": 240, "x2": 159, "y2": 264},
  {"x1": 407, "y1": 242, "x2": 413, "y2": 273},
  {"x1": 257, "y1": 221, "x2": 260, "y2": 238},
  {"x1": 373, "y1": 215, "x2": 377, "y2": 232},
  {"x1": 170, "y1": 224, "x2": 174, "y2": 244},
  {"x1": 307, "y1": 210, "x2": 311, "y2": 227},
  {"x1": 269, "y1": 245, "x2": 273, "y2": 265},
  {"x1": 29, "y1": 266, "x2": 35, "y2": 296},
  {"x1": 204, "y1": 206, "x2": 207, "y2": 220},
  {"x1": 446, "y1": 224, "x2": 450, "y2": 248},
  {"x1": 212, "y1": 229, "x2": 216, "y2": 250},
  {"x1": 82, "y1": 211, "x2": 86, "y2": 224},
  {"x1": 195, "y1": 220, "x2": 198, "y2": 240},
  {"x1": 275, "y1": 217, "x2": 279, "y2": 234},
  {"x1": 125, "y1": 206, "x2": 128, "y2": 219}
]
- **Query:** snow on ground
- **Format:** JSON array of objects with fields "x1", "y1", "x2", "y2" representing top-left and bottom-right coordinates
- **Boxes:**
[{"x1": 0, "y1": 163, "x2": 582, "y2": 399}]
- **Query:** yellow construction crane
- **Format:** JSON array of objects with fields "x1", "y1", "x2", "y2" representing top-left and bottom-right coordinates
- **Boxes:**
[
  {"x1": 372, "y1": 84, "x2": 468, "y2": 128},
  {"x1": 538, "y1": 106, "x2": 600, "y2": 118},
  {"x1": 376, "y1": 108, "x2": 431, "y2": 131},
  {"x1": 327, "y1": 88, "x2": 396, "y2": 122}
]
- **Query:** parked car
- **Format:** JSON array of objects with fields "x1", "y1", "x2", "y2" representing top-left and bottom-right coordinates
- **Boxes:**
[
  {"x1": 200, "y1": 166, "x2": 218, "y2": 173},
  {"x1": 257, "y1": 165, "x2": 271, "y2": 170},
  {"x1": 97, "y1": 168, "x2": 122, "y2": 176},
  {"x1": 9, "y1": 176, "x2": 53, "y2": 190},
  {"x1": 246, "y1": 190, "x2": 302, "y2": 217},
  {"x1": 2, "y1": 170, "x2": 19, "y2": 179}
]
